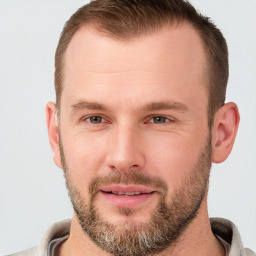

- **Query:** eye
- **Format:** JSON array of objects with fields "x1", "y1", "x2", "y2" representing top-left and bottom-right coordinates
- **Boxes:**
[
  {"x1": 149, "y1": 116, "x2": 170, "y2": 124},
  {"x1": 85, "y1": 116, "x2": 104, "y2": 124}
]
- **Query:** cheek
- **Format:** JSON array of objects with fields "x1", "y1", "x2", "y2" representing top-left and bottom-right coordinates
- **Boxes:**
[
  {"x1": 60, "y1": 130, "x2": 109, "y2": 188},
  {"x1": 145, "y1": 133, "x2": 205, "y2": 193}
]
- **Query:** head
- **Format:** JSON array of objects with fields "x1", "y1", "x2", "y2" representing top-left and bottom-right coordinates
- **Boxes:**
[{"x1": 47, "y1": 1, "x2": 239, "y2": 255}]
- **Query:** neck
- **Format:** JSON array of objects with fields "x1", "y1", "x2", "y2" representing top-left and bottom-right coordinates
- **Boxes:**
[
  {"x1": 59, "y1": 199, "x2": 225, "y2": 256},
  {"x1": 160, "y1": 198, "x2": 225, "y2": 256}
]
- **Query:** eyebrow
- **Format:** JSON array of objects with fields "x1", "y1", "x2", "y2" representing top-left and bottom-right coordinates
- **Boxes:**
[
  {"x1": 142, "y1": 101, "x2": 189, "y2": 112},
  {"x1": 71, "y1": 100, "x2": 188, "y2": 112},
  {"x1": 71, "y1": 100, "x2": 108, "y2": 111}
]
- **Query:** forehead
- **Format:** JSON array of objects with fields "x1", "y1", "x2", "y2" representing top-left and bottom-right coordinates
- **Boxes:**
[
  {"x1": 64, "y1": 22, "x2": 206, "y2": 72},
  {"x1": 62, "y1": 22, "x2": 208, "y2": 109}
]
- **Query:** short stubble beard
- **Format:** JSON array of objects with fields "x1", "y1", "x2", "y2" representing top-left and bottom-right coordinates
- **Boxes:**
[{"x1": 59, "y1": 134, "x2": 212, "y2": 256}]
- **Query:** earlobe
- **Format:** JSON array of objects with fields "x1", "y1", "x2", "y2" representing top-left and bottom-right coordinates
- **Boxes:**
[
  {"x1": 211, "y1": 102, "x2": 240, "y2": 163},
  {"x1": 46, "y1": 102, "x2": 63, "y2": 168}
]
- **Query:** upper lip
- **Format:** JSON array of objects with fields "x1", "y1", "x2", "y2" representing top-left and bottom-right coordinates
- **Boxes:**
[{"x1": 100, "y1": 185, "x2": 155, "y2": 195}]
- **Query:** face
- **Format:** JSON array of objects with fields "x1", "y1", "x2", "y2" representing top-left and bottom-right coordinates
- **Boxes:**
[{"x1": 58, "y1": 23, "x2": 212, "y2": 255}]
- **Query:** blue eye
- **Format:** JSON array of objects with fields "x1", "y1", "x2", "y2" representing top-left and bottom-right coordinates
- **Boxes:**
[
  {"x1": 86, "y1": 116, "x2": 103, "y2": 124},
  {"x1": 150, "y1": 116, "x2": 169, "y2": 124}
]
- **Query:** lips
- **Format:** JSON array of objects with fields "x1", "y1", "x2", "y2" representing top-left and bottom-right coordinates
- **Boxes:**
[{"x1": 99, "y1": 185, "x2": 156, "y2": 208}]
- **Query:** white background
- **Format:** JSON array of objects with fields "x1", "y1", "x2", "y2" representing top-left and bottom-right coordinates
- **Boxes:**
[{"x1": 0, "y1": 0, "x2": 255, "y2": 254}]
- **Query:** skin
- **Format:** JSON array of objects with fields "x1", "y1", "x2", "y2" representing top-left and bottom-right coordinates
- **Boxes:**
[{"x1": 46, "y1": 22, "x2": 239, "y2": 256}]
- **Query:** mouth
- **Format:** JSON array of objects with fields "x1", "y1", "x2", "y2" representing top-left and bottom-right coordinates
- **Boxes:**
[
  {"x1": 99, "y1": 185, "x2": 156, "y2": 208},
  {"x1": 104, "y1": 191, "x2": 150, "y2": 196}
]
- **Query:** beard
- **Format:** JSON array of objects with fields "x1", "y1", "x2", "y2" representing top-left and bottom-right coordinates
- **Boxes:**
[{"x1": 60, "y1": 135, "x2": 212, "y2": 256}]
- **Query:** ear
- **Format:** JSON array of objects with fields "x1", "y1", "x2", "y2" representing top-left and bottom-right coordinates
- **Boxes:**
[
  {"x1": 211, "y1": 102, "x2": 240, "y2": 163},
  {"x1": 46, "y1": 102, "x2": 62, "y2": 168}
]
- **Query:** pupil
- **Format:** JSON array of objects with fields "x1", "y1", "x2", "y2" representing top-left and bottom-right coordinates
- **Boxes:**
[
  {"x1": 154, "y1": 116, "x2": 166, "y2": 123},
  {"x1": 90, "y1": 116, "x2": 102, "y2": 124}
]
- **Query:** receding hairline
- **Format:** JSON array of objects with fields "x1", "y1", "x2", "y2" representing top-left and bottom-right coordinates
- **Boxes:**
[
  {"x1": 61, "y1": 20, "x2": 210, "y2": 82},
  {"x1": 62, "y1": 18, "x2": 207, "y2": 56},
  {"x1": 77, "y1": 17, "x2": 183, "y2": 41}
]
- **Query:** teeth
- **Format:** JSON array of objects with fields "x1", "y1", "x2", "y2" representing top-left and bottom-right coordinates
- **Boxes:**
[
  {"x1": 112, "y1": 191, "x2": 121, "y2": 195},
  {"x1": 111, "y1": 191, "x2": 141, "y2": 196},
  {"x1": 125, "y1": 192, "x2": 136, "y2": 196}
]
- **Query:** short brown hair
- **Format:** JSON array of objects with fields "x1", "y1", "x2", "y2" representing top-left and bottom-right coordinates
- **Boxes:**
[{"x1": 55, "y1": 0, "x2": 228, "y2": 126}]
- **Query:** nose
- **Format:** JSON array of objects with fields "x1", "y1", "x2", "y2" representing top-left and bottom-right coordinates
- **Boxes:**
[{"x1": 106, "y1": 124, "x2": 145, "y2": 173}]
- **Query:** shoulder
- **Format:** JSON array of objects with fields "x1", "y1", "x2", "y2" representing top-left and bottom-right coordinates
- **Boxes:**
[
  {"x1": 210, "y1": 218, "x2": 256, "y2": 256},
  {"x1": 4, "y1": 219, "x2": 71, "y2": 256}
]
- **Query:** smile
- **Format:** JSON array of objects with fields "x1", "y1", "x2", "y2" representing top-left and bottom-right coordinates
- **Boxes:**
[{"x1": 99, "y1": 185, "x2": 156, "y2": 208}]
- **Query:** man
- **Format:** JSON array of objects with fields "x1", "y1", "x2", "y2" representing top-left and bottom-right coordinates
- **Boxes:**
[{"x1": 8, "y1": 0, "x2": 255, "y2": 256}]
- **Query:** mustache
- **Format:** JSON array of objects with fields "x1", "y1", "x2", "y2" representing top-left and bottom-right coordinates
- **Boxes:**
[{"x1": 89, "y1": 171, "x2": 168, "y2": 200}]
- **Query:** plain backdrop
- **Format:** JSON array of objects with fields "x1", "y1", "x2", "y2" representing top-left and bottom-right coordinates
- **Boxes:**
[{"x1": 0, "y1": 0, "x2": 255, "y2": 254}]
